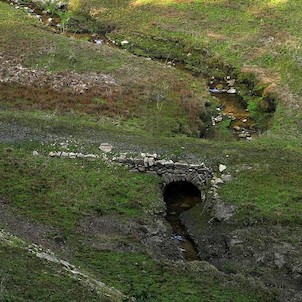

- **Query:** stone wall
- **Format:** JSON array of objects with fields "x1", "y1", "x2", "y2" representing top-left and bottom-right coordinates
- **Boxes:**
[{"x1": 113, "y1": 153, "x2": 213, "y2": 191}]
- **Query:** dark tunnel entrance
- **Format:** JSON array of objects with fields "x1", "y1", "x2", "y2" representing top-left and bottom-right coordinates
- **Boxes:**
[{"x1": 164, "y1": 181, "x2": 202, "y2": 261}]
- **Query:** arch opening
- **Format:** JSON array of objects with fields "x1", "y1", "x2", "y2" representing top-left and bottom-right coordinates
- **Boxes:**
[{"x1": 163, "y1": 181, "x2": 202, "y2": 261}]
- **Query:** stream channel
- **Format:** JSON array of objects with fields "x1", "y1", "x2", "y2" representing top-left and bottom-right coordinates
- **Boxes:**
[
  {"x1": 164, "y1": 182, "x2": 202, "y2": 261},
  {"x1": 6, "y1": 0, "x2": 263, "y2": 260},
  {"x1": 7, "y1": 0, "x2": 259, "y2": 141}
]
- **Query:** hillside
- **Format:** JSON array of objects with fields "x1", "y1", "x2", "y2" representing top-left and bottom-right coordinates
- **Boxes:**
[{"x1": 0, "y1": 0, "x2": 302, "y2": 301}]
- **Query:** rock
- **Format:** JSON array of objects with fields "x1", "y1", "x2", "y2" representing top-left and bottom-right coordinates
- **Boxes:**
[
  {"x1": 69, "y1": 152, "x2": 76, "y2": 158},
  {"x1": 146, "y1": 171, "x2": 158, "y2": 176},
  {"x1": 211, "y1": 177, "x2": 224, "y2": 186},
  {"x1": 227, "y1": 79, "x2": 235, "y2": 86},
  {"x1": 138, "y1": 166, "x2": 145, "y2": 172},
  {"x1": 94, "y1": 39, "x2": 103, "y2": 45},
  {"x1": 238, "y1": 133, "x2": 248, "y2": 138},
  {"x1": 48, "y1": 151, "x2": 56, "y2": 157},
  {"x1": 242, "y1": 118, "x2": 248, "y2": 123},
  {"x1": 227, "y1": 87, "x2": 236, "y2": 94},
  {"x1": 221, "y1": 174, "x2": 233, "y2": 182},
  {"x1": 61, "y1": 152, "x2": 69, "y2": 157},
  {"x1": 120, "y1": 40, "x2": 129, "y2": 46},
  {"x1": 147, "y1": 157, "x2": 155, "y2": 167},
  {"x1": 229, "y1": 238, "x2": 243, "y2": 247},
  {"x1": 219, "y1": 164, "x2": 227, "y2": 172},
  {"x1": 209, "y1": 88, "x2": 221, "y2": 93},
  {"x1": 274, "y1": 252, "x2": 285, "y2": 269},
  {"x1": 32, "y1": 150, "x2": 39, "y2": 156},
  {"x1": 213, "y1": 200, "x2": 237, "y2": 221},
  {"x1": 233, "y1": 125, "x2": 241, "y2": 131},
  {"x1": 99, "y1": 143, "x2": 113, "y2": 153},
  {"x1": 214, "y1": 115, "x2": 223, "y2": 123}
]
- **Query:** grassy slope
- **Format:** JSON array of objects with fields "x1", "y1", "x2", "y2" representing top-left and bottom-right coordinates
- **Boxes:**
[
  {"x1": 0, "y1": 1, "x2": 302, "y2": 301},
  {"x1": 74, "y1": 0, "x2": 302, "y2": 138},
  {"x1": 0, "y1": 243, "x2": 105, "y2": 302},
  {"x1": 0, "y1": 141, "x2": 273, "y2": 302},
  {"x1": 0, "y1": 1, "x2": 214, "y2": 137}
]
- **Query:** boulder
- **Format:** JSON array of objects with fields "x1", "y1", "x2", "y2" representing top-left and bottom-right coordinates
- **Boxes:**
[{"x1": 99, "y1": 143, "x2": 113, "y2": 153}]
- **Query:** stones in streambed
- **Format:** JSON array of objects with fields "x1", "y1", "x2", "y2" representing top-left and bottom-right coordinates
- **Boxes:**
[
  {"x1": 209, "y1": 75, "x2": 236, "y2": 94},
  {"x1": 226, "y1": 87, "x2": 236, "y2": 94}
]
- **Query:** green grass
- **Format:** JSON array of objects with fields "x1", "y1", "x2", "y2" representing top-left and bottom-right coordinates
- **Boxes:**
[
  {"x1": 0, "y1": 1, "x2": 214, "y2": 138},
  {"x1": 1, "y1": 1, "x2": 302, "y2": 300},
  {"x1": 0, "y1": 243, "x2": 105, "y2": 302},
  {"x1": 69, "y1": 0, "x2": 302, "y2": 136},
  {"x1": 72, "y1": 245, "x2": 273, "y2": 302},
  {"x1": 0, "y1": 142, "x2": 162, "y2": 230}
]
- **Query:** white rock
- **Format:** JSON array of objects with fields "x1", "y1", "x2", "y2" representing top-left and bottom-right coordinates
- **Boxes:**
[
  {"x1": 214, "y1": 115, "x2": 223, "y2": 123},
  {"x1": 61, "y1": 152, "x2": 69, "y2": 157},
  {"x1": 147, "y1": 157, "x2": 155, "y2": 167},
  {"x1": 226, "y1": 87, "x2": 236, "y2": 94},
  {"x1": 120, "y1": 40, "x2": 129, "y2": 46},
  {"x1": 219, "y1": 164, "x2": 227, "y2": 172},
  {"x1": 94, "y1": 39, "x2": 103, "y2": 45},
  {"x1": 99, "y1": 143, "x2": 113, "y2": 153},
  {"x1": 211, "y1": 177, "x2": 224, "y2": 186},
  {"x1": 32, "y1": 150, "x2": 39, "y2": 156},
  {"x1": 69, "y1": 152, "x2": 76, "y2": 158},
  {"x1": 48, "y1": 151, "x2": 56, "y2": 157},
  {"x1": 242, "y1": 118, "x2": 247, "y2": 123}
]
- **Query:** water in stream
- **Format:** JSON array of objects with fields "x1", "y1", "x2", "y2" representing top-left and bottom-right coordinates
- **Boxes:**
[
  {"x1": 164, "y1": 182, "x2": 202, "y2": 261},
  {"x1": 212, "y1": 92, "x2": 258, "y2": 140}
]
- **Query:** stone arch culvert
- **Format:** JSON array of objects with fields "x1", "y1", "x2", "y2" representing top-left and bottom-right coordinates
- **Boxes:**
[{"x1": 114, "y1": 153, "x2": 214, "y2": 260}]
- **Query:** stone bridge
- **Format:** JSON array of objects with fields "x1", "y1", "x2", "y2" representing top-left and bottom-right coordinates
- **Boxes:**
[{"x1": 114, "y1": 153, "x2": 213, "y2": 191}]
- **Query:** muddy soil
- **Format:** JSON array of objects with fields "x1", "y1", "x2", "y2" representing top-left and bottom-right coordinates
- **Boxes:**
[
  {"x1": 181, "y1": 202, "x2": 302, "y2": 301},
  {"x1": 0, "y1": 197, "x2": 183, "y2": 262}
]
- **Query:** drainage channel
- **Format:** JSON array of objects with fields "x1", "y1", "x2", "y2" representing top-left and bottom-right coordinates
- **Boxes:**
[{"x1": 164, "y1": 181, "x2": 202, "y2": 261}]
